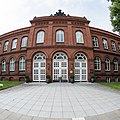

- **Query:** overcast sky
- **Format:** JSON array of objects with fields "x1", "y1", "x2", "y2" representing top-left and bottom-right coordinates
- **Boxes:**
[{"x1": 0, "y1": 0, "x2": 113, "y2": 35}]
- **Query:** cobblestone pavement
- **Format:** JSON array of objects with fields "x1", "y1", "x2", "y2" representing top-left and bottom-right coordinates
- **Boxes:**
[{"x1": 0, "y1": 82, "x2": 120, "y2": 120}]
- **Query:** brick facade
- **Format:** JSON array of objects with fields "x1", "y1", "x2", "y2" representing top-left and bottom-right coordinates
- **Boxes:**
[{"x1": 0, "y1": 11, "x2": 120, "y2": 82}]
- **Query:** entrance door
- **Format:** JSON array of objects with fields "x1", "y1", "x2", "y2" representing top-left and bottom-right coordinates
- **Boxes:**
[
  {"x1": 33, "y1": 53, "x2": 46, "y2": 82},
  {"x1": 53, "y1": 52, "x2": 68, "y2": 81},
  {"x1": 74, "y1": 53, "x2": 87, "y2": 81}
]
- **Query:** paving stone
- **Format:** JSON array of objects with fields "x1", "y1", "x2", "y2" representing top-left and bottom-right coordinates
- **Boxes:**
[
  {"x1": 0, "y1": 83, "x2": 120, "y2": 119},
  {"x1": 19, "y1": 115, "x2": 33, "y2": 120}
]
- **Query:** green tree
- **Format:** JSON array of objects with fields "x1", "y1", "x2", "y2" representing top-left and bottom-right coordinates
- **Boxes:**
[{"x1": 108, "y1": 0, "x2": 120, "y2": 34}]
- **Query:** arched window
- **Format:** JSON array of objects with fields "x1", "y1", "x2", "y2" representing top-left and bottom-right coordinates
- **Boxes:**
[
  {"x1": 12, "y1": 39, "x2": 18, "y2": 49},
  {"x1": 2, "y1": 60, "x2": 6, "y2": 72},
  {"x1": 21, "y1": 37, "x2": 28, "y2": 48},
  {"x1": 102, "y1": 39, "x2": 108, "y2": 50},
  {"x1": 111, "y1": 40, "x2": 116, "y2": 51},
  {"x1": 34, "y1": 53, "x2": 46, "y2": 61},
  {"x1": 105, "y1": 58, "x2": 110, "y2": 71},
  {"x1": 4, "y1": 41, "x2": 9, "y2": 51},
  {"x1": 19, "y1": 57, "x2": 26, "y2": 71},
  {"x1": 36, "y1": 31, "x2": 44, "y2": 43},
  {"x1": 56, "y1": 30, "x2": 64, "y2": 42},
  {"x1": 113, "y1": 60, "x2": 118, "y2": 71},
  {"x1": 92, "y1": 37, "x2": 99, "y2": 47},
  {"x1": 76, "y1": 31, "x2": 84, "y2": 43},
  {"x1": 94, "y1": 57, "x2": 101, "y2": 70},
  {"x1": 53, "y1": 52, "x2": 67, "y2": 60},
  {"x1": 75, "y1": 53, "x2": 87, "y2": 61},
  {"x1": 74, "y1": 53, "x2": 87, "y2": 81},
  {"x1": 10, "y1": 58, "x2": 15, "y2": 71}
]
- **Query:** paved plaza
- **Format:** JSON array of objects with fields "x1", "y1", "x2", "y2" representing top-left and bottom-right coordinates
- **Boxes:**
[{"x1": 0, "y1": 82, "x2": 120, "y2": 120}]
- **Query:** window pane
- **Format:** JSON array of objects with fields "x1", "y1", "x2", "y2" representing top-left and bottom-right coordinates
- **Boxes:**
[
  {"x1": 2, "y1": 60, "x2": 6, "y2": 72},
  {"x1": 92, "y1": 37, "x2": 99, "y2": 47},
  {"x1": 105, "y1": 58, "x2": 110, "y2": 71},
  {"x1": 12, "y1": 39, "x2": 18, "y2": 49},
  {"x1": 36, "y1": 31, "x2": 44, "y2": 43},
  {"x1": 10, "y1": 58, "x2": 15, "y2": 71},
  {"x1": 56, "y1": 30, "x2": 64, "y2": 42},
  {"x1": 111, "y1": 41, "x2": 116, "y2": 51},
  {"x1": 4, "y1": 41, "x2": 9, "y2": 51},
  {"x1": 94, "y1": 57, "x2": 101, "y2": 70},
  {"x1": 76, "y1": 31, "x2": 84, "y2": 43},
  {"x1": 19, "y1": 57, "x2": 25, "y2": 71},
  {"x1": 21, "y1": 37, "x2": 28, "y2": 47},
  {"x1": 102, "y1": 39, "x2": 108, "y2": 50}
]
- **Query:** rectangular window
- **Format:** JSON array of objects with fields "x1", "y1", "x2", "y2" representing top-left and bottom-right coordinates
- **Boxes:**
[
  {"x1": 36, "y1": 31, "x2": 44, "y2": 43},
  {"x1": 56, "y1": 30, "x2": 64, "y2": 42},
  {"x1": 4, "y1": 41, "x2": 9, "y2": 51},
  {"x1": 114, "y1": 62, "x2": 118, "y2": 71},
  {"x1": 92, "y1": 37, "x2": 99, "y2": 47},
  {"x1": 102, "y1": 39, "x2": 108, "y2": 50},
  {"x1": 76, "y1": 31, "x2": 84, "y2": 43},
  {"x1": 12, "y1": 39, "x2": 18, "y2": 49},
  {"x1": 21, "y1": 37, "x2": 28, "y2": 48},
  {"x1": 111, "y1": 41, "x2": 116, "y2": 51},
  {"x1": 2, "y1": 61, "x2": 6, "y2": 72}
]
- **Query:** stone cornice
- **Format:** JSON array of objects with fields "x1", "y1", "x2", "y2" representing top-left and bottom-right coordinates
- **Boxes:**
[
  {"x1": 0, "y1": 27, "x2": 30, "y2": 40},
  {"x1": 93, "y1": 49, "x2": 120, "y2": 56}
]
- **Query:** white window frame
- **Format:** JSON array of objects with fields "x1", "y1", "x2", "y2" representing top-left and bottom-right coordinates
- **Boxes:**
[
  {"x1": 92, "y1": 37, "x2": 99, "y2": 47},
  {"x1": 10, "y1": 58, "x2": 15, "y2": 71},
  {"x1": 102, "y1": 39, "x2": 108, "y2": 50},
  {"x1": 111, "y1": 41, "x2": 116, "y2": 51},
  {"x1": 4, "y1": 41, "x2": 9, "y2": 51},
  {"x1": 2, "y1": 60, "x2": 6, "y2": 72},
  {"x1": 19, "y1": 57, "x2": 25, "y2": 71},
  {"x1": 76, "y1": 31, "x2": 84, "y2": 43},
  {"x1": 94, "y1": 57, "x2": 101, "y2": 70},
  {"x1": 36, "y1": 31, "x2": 44, "y2": 43},
  {"x1": 114, "y1": 61, "x2": 118, "y2": 71},
  {"x1": 12, "y1": 39, "x2": 18, "y2": 49},
  {"x1": 105, "y1": 58, "x2": 110, "y2": 71},
  {"x1": 21, "y1": 37, "x2": 28, "y2": 48},
  {"x1": 56, "y1": 30, "x2": 64, "y2": 42}
]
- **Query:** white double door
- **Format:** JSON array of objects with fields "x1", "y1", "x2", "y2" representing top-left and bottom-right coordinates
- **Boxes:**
[
  {"x1": 53, "y1": 60, "x2": 68, "y2": 81},
  {"x1": 74, "y1": 60, "x2": 87, "y2": 81},
  {"x1": 33, "y1": 61, "x2": 46, "y2": 82}
]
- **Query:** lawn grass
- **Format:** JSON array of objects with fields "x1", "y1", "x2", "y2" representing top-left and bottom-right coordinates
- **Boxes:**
[
  {"x1": 0, "y1": 81, "x2": 24, "y2": 90},
  {"x1": 99, "y1": 82, "x2": 120, "y2": 90}
]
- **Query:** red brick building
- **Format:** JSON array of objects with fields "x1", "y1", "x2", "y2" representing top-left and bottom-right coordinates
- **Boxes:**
[{"x1": 0, "y1": 10, "x2": 120, "y2": 82}]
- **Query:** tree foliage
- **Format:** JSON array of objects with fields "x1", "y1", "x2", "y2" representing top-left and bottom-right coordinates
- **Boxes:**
[{"x1": 108, "y1": 0, "x2": 120, "y2": 34}]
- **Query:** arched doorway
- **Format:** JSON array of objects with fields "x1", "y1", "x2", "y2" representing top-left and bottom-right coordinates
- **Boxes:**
[
  {"x1": 33, "y1": 53, "x2": 46, "y2": 82},
  {"x1": 53, "y1": 52, "x2": 68, "y2": 82},
  {"x1": 74, "y1": 53, "x2": 88, "y2": 81}
]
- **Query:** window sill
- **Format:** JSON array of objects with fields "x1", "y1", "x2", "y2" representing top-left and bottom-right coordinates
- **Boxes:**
[
  {"x1": 105, "y1": 70, "x2": 110, "y2": 72},
  {"x1": 104, "y1": 49, "x2": 109, "y2": 50},
  {"x1": 94, "y1": 70, "x2": 101, "y2": 72},
  {"x1": 21, "y1": 47, "x2": 26, "y2": 50},
  {"x1": 19, "y1": 70, "x2": 25, "y2": 72},
  {"x1": 3, "y1": 50, "x2": 7, "y2": 53},
  {"x1": 94, "y1": 47, "x2": 99, "y2": 49},
  {"x1": 76, "y1": 43, "x2": 84, "y2": 46},
  {"x1": 56, "y1": 42, "x2": 64, "y2": 45}
]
